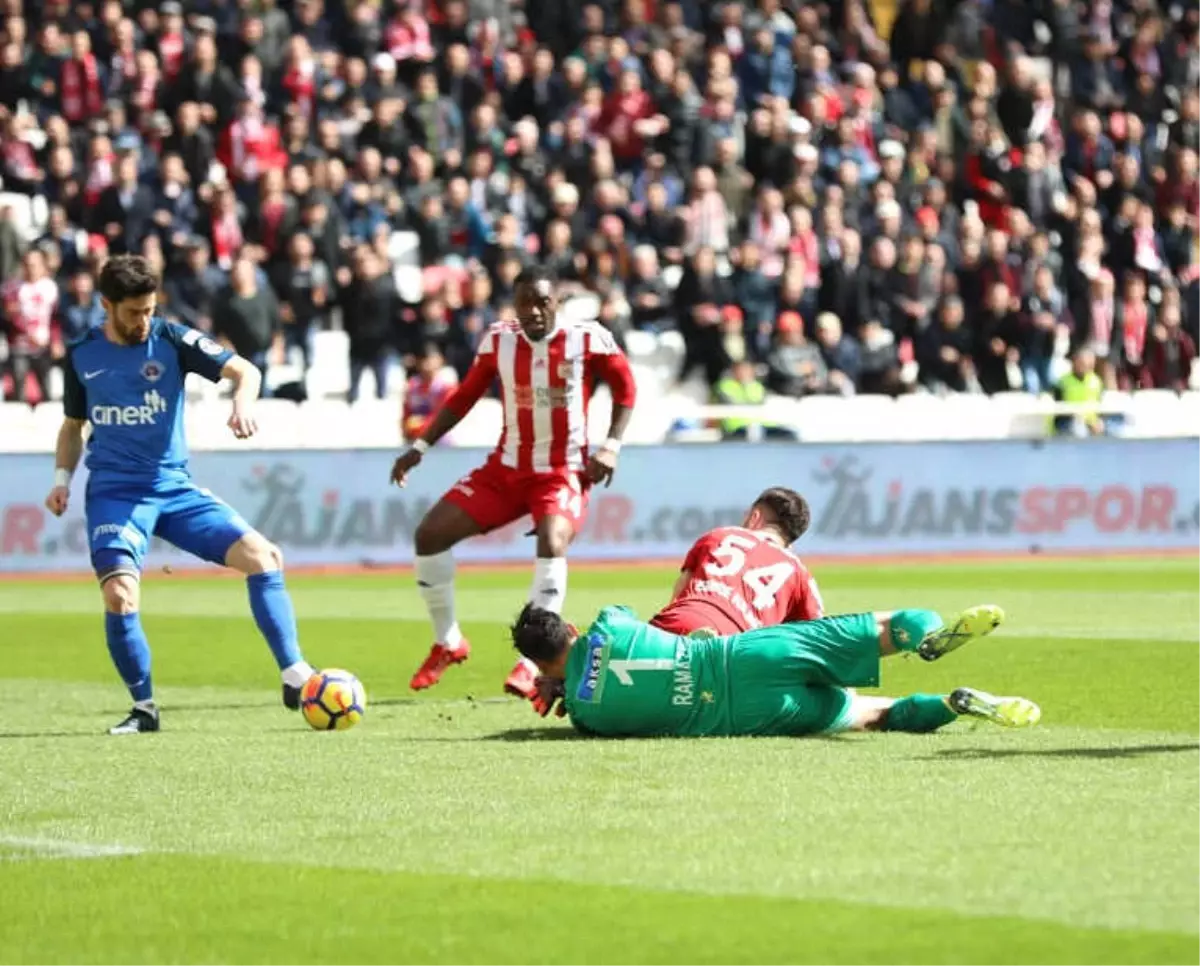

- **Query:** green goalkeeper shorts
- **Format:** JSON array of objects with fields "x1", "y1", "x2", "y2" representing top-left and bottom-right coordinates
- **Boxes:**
[{"x1": 724, "y1": 613, "x2": 882, "y2": 737}]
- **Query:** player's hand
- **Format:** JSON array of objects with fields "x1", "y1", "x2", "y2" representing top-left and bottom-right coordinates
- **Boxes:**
[
  {"x1": 44, "y1": 486, "x2": 70, "y2": 517},
  {"x1": 531, "y1": 676, "x2": 567, "y2": 718},
  {"x1": 228, "y1": 406, "x2": 258, "y2": 440},
  {"x1": 585, "y1": 448, "x2": 619, "y2": 488},
  {"x1": 390, "y1": 447, "x2": 423, "y2": 487}
]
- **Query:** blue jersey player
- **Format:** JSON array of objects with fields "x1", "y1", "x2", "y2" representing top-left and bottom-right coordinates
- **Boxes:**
[{"x1": 44, "y1": 254, "x2": 317, "y2": 735}]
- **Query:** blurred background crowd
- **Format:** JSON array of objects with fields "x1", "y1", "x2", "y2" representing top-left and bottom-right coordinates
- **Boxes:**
[{"x1": 0, "y1": 0, "x2": 1197, "y2": 417}]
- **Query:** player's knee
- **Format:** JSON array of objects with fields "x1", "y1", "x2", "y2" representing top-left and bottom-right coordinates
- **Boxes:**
[
  {"x1": 414, "y1": 515, "x2": 456, "y2": 556},
  {"x1": 228, "y1": 533, "x2": 283, "y2": 574},
  {"x1": 101, "y1": 573, "x2": 140, "y2": 614},
  {"x1": 536, "y1": 518, "x2": 574, "y2": 557}
]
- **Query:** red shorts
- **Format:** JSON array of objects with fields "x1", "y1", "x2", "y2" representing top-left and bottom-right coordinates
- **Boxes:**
[
  {"x1": 442, "y1": 459, "x2": 590, "y2": 534},
  {"x1": 650, "y1": 600, "x2": 745, "y2": 637}
]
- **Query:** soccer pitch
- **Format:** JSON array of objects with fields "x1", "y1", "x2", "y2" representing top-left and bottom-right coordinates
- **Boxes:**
[{"x1": 1, "y1": 558, "x2": 1197, "y2": 965}]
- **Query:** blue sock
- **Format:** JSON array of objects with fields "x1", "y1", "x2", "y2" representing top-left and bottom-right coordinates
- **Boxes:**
[
  {"x1": 104, "y1": 612, "x2": 153, "y2": 702},
  {"x1": 247, "y1": 571, "x2": 303, "y2": 671}
]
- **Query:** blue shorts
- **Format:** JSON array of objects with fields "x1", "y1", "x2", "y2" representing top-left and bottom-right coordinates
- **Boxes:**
[{"x1": 85, "y1": 477, "x2": 251, "y2": 575}]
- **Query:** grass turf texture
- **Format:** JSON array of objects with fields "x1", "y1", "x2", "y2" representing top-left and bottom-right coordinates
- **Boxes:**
[{"x1": 1, "y1": 558, "x2": 1197, "y2": 965}]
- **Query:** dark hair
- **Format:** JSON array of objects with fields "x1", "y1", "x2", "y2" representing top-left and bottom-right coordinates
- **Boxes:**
[
  {"x1": 98, "y1": 254, "x2": 159, "y2": 304},
  {"x1": 753, "y1": 487, "x2": 811, "y2": 544},
  {"x1": 510, "y1": 603, "x2": 573, "y2": 664},
  {"x1": 514, "y1": 264, "x2": 557, "y2": 290}
]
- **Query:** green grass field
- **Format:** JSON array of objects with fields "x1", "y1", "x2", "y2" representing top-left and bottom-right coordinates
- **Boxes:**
[{"x1": 1, "y1": 557, "x2": 1197, "y2": 965}]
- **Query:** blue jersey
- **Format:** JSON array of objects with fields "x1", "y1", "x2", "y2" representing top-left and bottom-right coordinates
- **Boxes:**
[{"x1": 63, "y1": 318, "x2": 233, "y2": 485}]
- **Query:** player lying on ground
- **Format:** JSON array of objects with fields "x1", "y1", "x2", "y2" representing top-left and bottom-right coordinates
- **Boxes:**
[
  {"x1": 510, "y1": 602, "x2": 1041, "y2": 737},
  {"x1": 44, "y1": 255, "x2": 318, "y2": 735},
  {"x1": 651, "y1": 486, "x2": 824, "y2": 638},
  {"x1": 390, "y1": 266, "x2": 638, "y2": 700},
  {"x1": 522, "y1": 485, "x2": 822, "y2": 716}
]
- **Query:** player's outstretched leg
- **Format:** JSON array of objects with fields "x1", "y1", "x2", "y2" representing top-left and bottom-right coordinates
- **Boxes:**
[
  {"x1": 99, "y1": 568, "x2": 159, "y2": 735},
  {"x1": 225, "y1": 533, "x2": 314, "y2": 709},
  {"x1": 880, "y1": 605, "x2": 1005, "y2": 661},
  {"x1": 506, "y1": 513, "x2": 574, "y2": 700},
  {"x1": 846, "y1": 691, "x2": 1041, "y2": 732},
  {"x1": 411, "y1": 501, "x2": 482, "y2": 691},
  {"x1": 948, "y1": 687, "x2": 1042, "y2": 727}
]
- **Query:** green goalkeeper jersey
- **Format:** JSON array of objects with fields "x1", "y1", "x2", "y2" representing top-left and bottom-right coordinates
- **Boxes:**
[
  {"x1": 561, "y1": 606, "x2": 883, "y2": 738},
  {"x1": 563, "y1": 606, "x2": 733, "y2": 737}
]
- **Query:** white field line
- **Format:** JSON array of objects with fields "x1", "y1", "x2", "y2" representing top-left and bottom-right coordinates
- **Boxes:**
[{"x1": 0, "y1": 833, "x2": 144, "y2": 860}]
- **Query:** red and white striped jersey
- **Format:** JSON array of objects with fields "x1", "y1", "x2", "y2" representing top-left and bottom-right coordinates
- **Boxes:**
[
  {"x1": 2, "y1": 277, "x2": 58, "y2": 352},
  {"x1": 443, "y1": 318, "x2": 637, "y2": 473}
]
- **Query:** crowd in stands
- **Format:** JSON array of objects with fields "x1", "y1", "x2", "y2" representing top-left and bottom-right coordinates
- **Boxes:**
[{"x1": 0, "y1": 0, "x2": 1197, "y2": 415}]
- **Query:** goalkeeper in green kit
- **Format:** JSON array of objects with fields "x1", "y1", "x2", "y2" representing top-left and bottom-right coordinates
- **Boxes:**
[{"x1": 509, "y1": 602, "x2": 1041, "y2": 737}]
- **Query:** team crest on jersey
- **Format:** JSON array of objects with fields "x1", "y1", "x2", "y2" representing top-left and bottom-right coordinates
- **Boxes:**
[
  {"x1": 141, "y1": 359, "x2": 164, "y2": 382},
  {"x1": 556, "y1": 361, "x2": 575, "y2": 382},
  {"x1": 197, "y1": 336, "x2": 224, "y2": 357}
]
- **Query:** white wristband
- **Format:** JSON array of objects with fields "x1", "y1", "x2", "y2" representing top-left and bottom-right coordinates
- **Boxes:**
[
  {"x1": 410, "y1": 438, "x2": 430, "y2": 455},
  {"x1": 600, "y1": 438, "x2": 622, "y2": 454},
  {"x1": 53, "y1": 468, "x2": 72, "y2": 488}
]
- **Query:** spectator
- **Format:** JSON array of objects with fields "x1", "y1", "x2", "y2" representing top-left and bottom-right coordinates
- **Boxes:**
[
  {"x1": 627, "y1": 246, "x2": 672, "y2": 334},
  {"x1": 273, "y1": 232, "x2": 330, "y2": 373},
  {"x1": 1021, "y1": 265, "x2": 1071, "y2": 394},
  {"x1": 1114, "y1": 271, "x2": 1152, "y2": 389},
  {"x1": 918, "y1": 296, "x2": 979, "y2": 394},
  {"x1": 0, "y1": 203, "x2": 22, "y2": 283},
  {"x1": 406, "y1": 69, "x2": 463, "y2": 167},
  {"x1": 58, "y1": 268, "x2": 105, "y2": 343},
  {"x1": 974, "y1": 281, "x2": 1023, "y2": 394},
  {"x1": 164, "y1": 238, "x2": 225, "y2": 333},
  {"x1": 765, "y1": 311, "x2": 829, "y2": 397},
  {"x1": 681, "y1": 166, "x2": 730, "y2": 255},
  {"x1": 714, "y1": 359, "x2": 790, "y2": 441},
  {"x1": 858, "y1": 318, "x2": 907, "y2": 396},
  {"x1": 1053, "y1": 348, "x2": 1106, "y2": 436},
  {"x1": 342, "y1": 246, "x2": 402, "y2": 403},
  {"x1": 729, "y1": 241, "x2": 776, "y2": 357},
  {"x1": 813, "y1": 312, "x2": 860, "y2": 396},
  {"x1": 676, "y1": 245, "x2": 733, "y2": 385},
  {"x1": 94, "y1": 151, "x2": 155, "y2": 255},
  {"x1": 212, "y1": 256, "x2": 279, "y2": 393},
  {"x1": 2, "y1": 250, "x2": 60, "y2": 403},
  {"x1": 1145, "y1": 290, "x2": 1197, "y2": 391},
  {"x1": 402, "y1": 341, "x2": 459, "y2": 441}
]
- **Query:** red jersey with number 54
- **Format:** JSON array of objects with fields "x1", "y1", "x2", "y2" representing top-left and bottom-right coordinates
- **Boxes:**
[{"x1": 650, "y1": 526, "x2": 824, "y2": 636}]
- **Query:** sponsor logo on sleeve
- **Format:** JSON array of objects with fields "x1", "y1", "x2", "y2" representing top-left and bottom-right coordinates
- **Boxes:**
[{"x1": 574, "y1": 632, "x2": 609, "y2": 704}]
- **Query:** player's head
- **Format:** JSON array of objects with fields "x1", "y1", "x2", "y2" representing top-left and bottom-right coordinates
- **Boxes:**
[
  {"x1": 98, "y1": 254, "x2": 159, "y2": 344},
  {"x1": 510, "y1": 603, "x2": 577, "y2": 678},
  {"x1": 745, "y1": 487, "x2": 811, "y2": 545},
  {"x1": 513, "y1": 265, "x2": 558, "y2": 342}
]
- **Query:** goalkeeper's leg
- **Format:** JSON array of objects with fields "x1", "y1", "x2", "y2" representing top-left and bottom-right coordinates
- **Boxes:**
[
  {"x1": 876, "y1": 605, "x2": 1006, "y2": 660},
  {"x1": 839, "y1": 690, "x2": 1041, "y2": 733}
]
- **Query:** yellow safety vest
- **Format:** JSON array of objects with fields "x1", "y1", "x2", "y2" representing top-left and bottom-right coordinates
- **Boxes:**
[
  {"x1": 1053, "y1": 371, "x2": 1104, "y2": 431},
  {"x1": 716, "y1": 378, "x2": 765, "y2": 433}
]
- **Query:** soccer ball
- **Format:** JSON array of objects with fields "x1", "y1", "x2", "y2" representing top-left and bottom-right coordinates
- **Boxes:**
[{"x1": 300, "y1": 669, "x2": 367, "y2": 731}]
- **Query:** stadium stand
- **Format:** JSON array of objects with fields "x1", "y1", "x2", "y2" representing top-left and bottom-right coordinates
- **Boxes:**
[{"x1": 0, "y1": 0, "x2": 1198, "y2": 449}]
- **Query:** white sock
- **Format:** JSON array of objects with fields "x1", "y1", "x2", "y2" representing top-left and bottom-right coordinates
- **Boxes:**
[
  {"x1": 416, "y1": 551, "x2": 462, "y2": 648},
  {"x1": 281, "y1": 661, "x2": 315, "y2": 689},
  {"x1": 529, "y1": 556, "x2": 568, "y2": 614}
]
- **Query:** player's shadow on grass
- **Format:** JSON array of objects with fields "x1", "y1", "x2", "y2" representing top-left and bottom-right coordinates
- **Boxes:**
[
  {"x1": 483, "y1": 727, "x2": 589, "y2": 742},
  {"x1": 0, "y1": 731, "x2": 105, "y2": 740},
  {"x1": 926, "y1": 742, "x2": 1199, "y2": 761}
]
